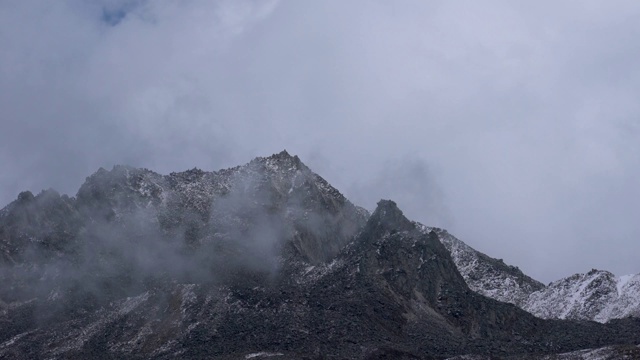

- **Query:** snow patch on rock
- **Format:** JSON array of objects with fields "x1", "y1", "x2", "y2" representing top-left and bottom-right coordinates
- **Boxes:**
[
  {"x1": 522, "y1": 270, "x2": 640, "y2": 322},
  {"x1": 415, "y1": 223, "x2": 640, "y2": 323},
  {"x1": 415, "y1": 224, "x2": 544, "y2": 306}
]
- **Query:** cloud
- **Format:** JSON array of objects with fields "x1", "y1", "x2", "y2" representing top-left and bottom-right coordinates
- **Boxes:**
[
  {"x1": 1, "y1": 0, "x2": 639, "y2": 282},
  {"x1": 346, "y1": 157, "x2": 452, "y2": 230}
]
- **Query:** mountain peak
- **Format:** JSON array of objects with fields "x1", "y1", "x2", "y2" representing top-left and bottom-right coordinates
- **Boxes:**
[
  {"x1": 367, "y1": 199, "x2": 415, "y2": 233},
  {"x1": 259, "y1": 150, "x2": 303, "y2": 170},
  {"x1": 17, "y1": 190, "x2": 35, "y2": 203},
  {"x1": 274, "y1": 149, "x2": 291, "y2": 158},
  {"x1": 262, "y1": 149, "x2": 294, "y2": 162}
]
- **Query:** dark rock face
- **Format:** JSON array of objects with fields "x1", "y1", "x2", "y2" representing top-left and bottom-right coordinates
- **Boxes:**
[
  {"x1": 1, "y1": 153, "x2": 639, "y2": 359},
  {"x1": 0, "y1": 189, "x2": 81, "y2": 263}
]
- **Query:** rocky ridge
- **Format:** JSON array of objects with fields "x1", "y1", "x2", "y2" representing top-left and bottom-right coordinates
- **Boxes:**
[
  {"x1": 0, "y1": 151, "x2": 639, "y2": 359},
  {"x1": 419, "y1": 226, "x2": 545, "y2": 306},
  {"x1": 522, "y1": 270, "x2": 640, "y2": 323},
  {"x1": 421, "y1": 227, "x2": 640, "y2": 324}
]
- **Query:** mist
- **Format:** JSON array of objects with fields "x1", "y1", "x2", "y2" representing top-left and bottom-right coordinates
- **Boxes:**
[
  {"x1": 1, "y1": 1, "x2": 639, "y2": 283},
  {"x1": 0, "y1": 154, "x2": 368, "y2": 325}
]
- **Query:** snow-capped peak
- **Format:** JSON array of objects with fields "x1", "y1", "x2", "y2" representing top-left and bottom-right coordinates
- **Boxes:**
[
  {"x1": 520, "y1": 270, "x2": 640, "y2": 322},
  {"x1": 413, "y1": 224, "x2": 640, "y2": 323}
]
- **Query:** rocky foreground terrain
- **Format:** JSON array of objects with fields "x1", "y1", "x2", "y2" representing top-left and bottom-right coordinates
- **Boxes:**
[{"x1": 1, "y1": 151, "x2": 639, "y2": 359}]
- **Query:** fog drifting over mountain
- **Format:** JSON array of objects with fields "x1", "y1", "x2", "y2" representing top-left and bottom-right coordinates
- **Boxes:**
[{"x1": 1, "y1": 0, "x2": 639, "y2": 282}]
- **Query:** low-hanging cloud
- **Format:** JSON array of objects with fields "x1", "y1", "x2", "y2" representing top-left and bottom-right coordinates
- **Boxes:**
[
  {"x1": 1, "y1": 0, "x2": 639, "y2": 283},
  {"x1": 346, "y1": 157, "x2": 452, "y2": 231}
]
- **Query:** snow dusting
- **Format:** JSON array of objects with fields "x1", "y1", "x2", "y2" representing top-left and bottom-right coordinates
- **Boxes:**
[
  {"x1": 522, "y1": 270, "x2": 640, "y2": 322},
  {"x1": 416, "y1": 224, "x2": 544, "y2": 306},
  {"x1": 245, "y1": 351, "x2": 284, "y2": 359},
  {"x1": 415, "y1": 224, "x2": 640, "y2": 323}
]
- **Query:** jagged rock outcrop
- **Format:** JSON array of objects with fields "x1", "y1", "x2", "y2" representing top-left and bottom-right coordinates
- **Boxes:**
[
  {"x1": 1, "y1": 152, "x2": 639, "y2": 359},
  {"x1": 0, "y1": 189, "x2": 81, "y2": 264}
]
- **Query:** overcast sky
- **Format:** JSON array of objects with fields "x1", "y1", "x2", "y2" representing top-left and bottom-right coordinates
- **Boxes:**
[{"x1": 1, "y1": 0, "x2": 639, "y2": 283}]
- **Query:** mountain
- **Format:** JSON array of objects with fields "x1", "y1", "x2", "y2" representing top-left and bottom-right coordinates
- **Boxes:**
[
  {"x1": 423, "y1": 229, "x2": 640, "y2": 324},
  {"x1": 421, "y1": 227, "x2": 545, "y2": 306},
  {"x1": 522, "y1": 270, "x2": 640, "y2": 323},
  {"x1": 1, "y1": 151, "x2": 639, "y2": 359}
]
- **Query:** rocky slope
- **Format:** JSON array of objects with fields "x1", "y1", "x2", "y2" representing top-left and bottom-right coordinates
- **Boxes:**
[
  {"x1": 419, "y1": 226, "x2": 545, "y2": 306},
  {"x1": 446, "y1": 344, "x2": 640, "y2": 360},
  {"x1": 522, "y1": 270, "x2": 640, "y2": 323},
  {"x1": 1, "y1": 151, "x2": 639, "y2": 359},
  {"x1": 421, "y1": 228, "x2": 640, "y2": 324}
]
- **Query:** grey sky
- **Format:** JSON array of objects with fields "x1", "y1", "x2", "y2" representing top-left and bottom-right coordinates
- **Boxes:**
[{"x1": 1, "y1": 0, "x2": 639, "y2": 283}]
